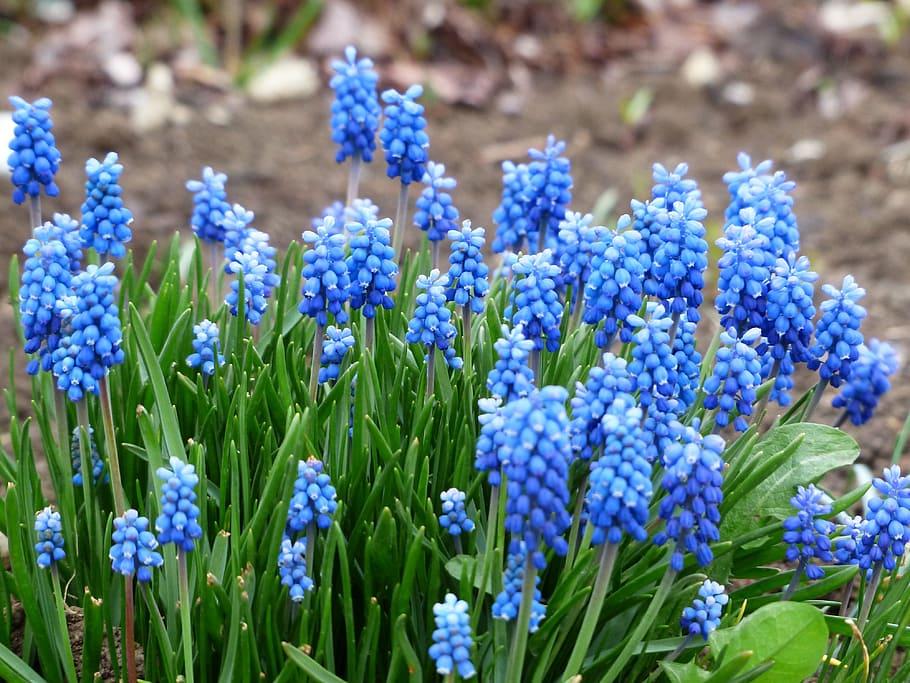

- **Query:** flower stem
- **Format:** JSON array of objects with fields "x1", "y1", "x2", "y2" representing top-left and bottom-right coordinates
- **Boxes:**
[
  {"x1": 426, "y1": 351, "x2": 436, "y2": 398},
  {"x1": 124, "y1": 575, "x2": 138, "y2": 683},
  {"x1": 306, "y1": 522, "x2": 317, "y2": 578},
  {"x1": 346, "y1": 154, "x2": 362, "y2": 207},
  {"x1": 472, "y1": 485, "x2": 500, "y2": 633},
  {"x1": 365, "y1": 316, "x2": 375, "y2": 351},
  {"x1": 177, "y1": 550, "x2": 195, "y2": 683},
  {"x1": 753, "y1": 357, "x2": 780, "y2": 427},
  {"x1": 564, "y1": 474, "x2": 589, "y2": 570},
  {"x1": 75, "y1": 401, "x2": 96, "y2": 546},
  {"x1": 51, "y1": 566, "x2": 78, "y2": 683},
  {"x1": 602, "y1": 565, "x2": 678, "y2": 683},
  {"x1": 393, "y1": 183, "x2": 409, "y2": 259},
  {"x1": 453, "y1": 535, "x2": 463, "y2": 556},
  {"x1": 834, "y1": 411, "x2": 849, "y2": 429},
  {"x1": 29, "y1": 195, "x2": 41, "y2": 228},
  {"x1": 804, "y1": 377, "x2": 829, "y2": 423},
  {"x1": 529, "y1": 348, "x2": 541, "y2": 381},
  {"x1": 782, "y1": 557, "x2": 805, "y2": 601},
  {"x1": 462, "y1": 307, "x2": 473, "y2": 380},
  {"x1": 431, "y1": 239, "x2": 440, "y2": 271},
  {"x1": 564, "y1": 542, "x2": 619, "y2": 678},
  {"x1": 210, "y1": 242, "x2": 220, "y2": 308},
  {"x1": 100, "y1": 377, "x2": 126, "y2": 517},
  {"x1": 505, "y1": 555, "x2": 537, "y2": 683},
  {"x1": 858, "y1": 564, "x2": 883, "y2": 630},
  {"x1": 309, "y1": 323, "x2": 324, "y2": 403}
]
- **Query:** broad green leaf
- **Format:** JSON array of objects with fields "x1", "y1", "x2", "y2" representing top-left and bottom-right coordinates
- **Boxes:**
[
  {"x1": 0, "y1": 641, "x2": 45, "y2": 683},
  {"x1": 282, "y1": 643, "x2": 346, "y2": 683},
  {"x1": 661, "y1": 660, "x2": 710, "y2": 683},
  {"x1": 709, "y1": 602, "x2": 827, "y2": 683}
]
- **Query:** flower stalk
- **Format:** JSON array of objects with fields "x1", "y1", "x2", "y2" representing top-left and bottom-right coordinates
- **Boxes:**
[
  {"x1": 564, "y1": 542, "x2": 619, "y2": 678},
  {"x1": 177, "y1": 550, "x2": 195, "y2": 683},
  {"x1": 505, "y1": 555, "x2": 537, "y2": 683}
]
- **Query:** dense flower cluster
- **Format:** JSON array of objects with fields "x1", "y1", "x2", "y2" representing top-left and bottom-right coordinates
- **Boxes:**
[
  {"x1": 447, "y1": 221, "x2": 490, "y2": 314},
  {"x1": 379, "y1": 85, "x2": 429, "y2": 184},
  {"x1": 346, "y1": 218, "x2": 398, "y2": 318},
  {"x1": 277, "y1": 536, "x2": 313, "y2": 601},
  {"x1": 556, "y1": 212, "x2": 605, "y2": 297},
  {"x1": 287, "y1": 457, "x2": 338, "y2": 533},
  {"x1": 492, "y1": 545, "x2": 547, "y2": 632},
  {"x1": 110, "y1": 509, "x2": 164, "y2": 583},
  {"x1": 49, "y1": 212, "x2": 83, "y2": 273},
  {"x1": 7, "y1": 96, "x2": 61, "y2": 205},
  {"x1": 319, "y1": 326, "x2": 356, "y2": 384},
  {"x1": 429, "y1": 594, "x2": 475, "y2": 679},
  {"x1": 525, "y1": 135, "x2": 572, "y2": 251},
  {"x1": 703, "y1": 327, "x2": 763, "y2": 432},
  {"x1": 855, "y1": 466, "x2": 910, "y2": 572},
  {"x1": 71, "y1": 426, "x2": 104, "y2": 486},
  {"x1": 570, "y1": 354, "x2": 633, "y2": 462},
  {"x1": 626, "y1": 304, "x2": 677, "y2": 412},
  {"x1": 226, "y1": 247, "x2": 277, "y2": 326},
  {"x1": 714, "y1": 214, "x2": 772, "y2": 332},
  {"x1": 301, "y1": 216, "x2": 351, "y2": 326},
  {"x1": 186, "y1": 319, "x2": 224, "y2": 377},
  {"x1": 414, "y1": 162, "x2": 459, "y2": 243},
  {"x1": 783, "y1": 484, "x2": 834, "y2": 581},
  {"x1": 833, "y1": 339, "x2": 899, "y2": 426},
  {"x1": 651, "y1": 195, "x2": 708, "y2": 321},
  {"x1": 808, "y1": 275, "x2": 867, "y2": 387},
  {"x1": 506, "y1": 250, "x2": 563, "y2": 352},
  {"x1": 439, "y1": 488, "x2": 475, "y2": 537},
  {"x1": 329, "y1": 46, "x2": 380, "y2": 164},
  {"x1": 672, "y1": 320, "x2": 701, "y2": 411},
  {"x1": 80, "y1": 152, "x2": 133, "y2": 258},
  {"x1": 186, "y1": 166, "x2": 229, "y2": 243},
  {"x1": 491, "y1": 161, "x2": 532, "y2": 253},
  {"x1": 222, "y1": 204, "x2": 255, "y2": 262},
  {"x1": 155, "y1": 457, "x2": 203, "y2": 552},
  {"x1": 487, "y1": 325, "x2": 535, "y2": 402},
  {"x1": 680, "y1": 580, "x2": 728, "y2": 641},
  {"x1": 406, "y1": 269, "x2": 462, "y2": 369},
  {"x1": 34, "y1": 506, "x2": 65, "y2": 569}
]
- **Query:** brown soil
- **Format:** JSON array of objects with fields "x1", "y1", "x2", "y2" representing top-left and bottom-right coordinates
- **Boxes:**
[{"x1": 1, "y1": 2, "x2": 909, "y2": 468}]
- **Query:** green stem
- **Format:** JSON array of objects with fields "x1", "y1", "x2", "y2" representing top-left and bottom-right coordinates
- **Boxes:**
[
  {"x1": 857, "y1": 564, "x2": 882, "y2": 630},
  {"x1": 426, "y1": 351, "x2": 436, "y2": 398},
  {"x1": 431, "y1": 239, "x2": 441, "y2": 271},
  {"x1": 309, "y1": 323, "x2": 324, "y2": 403},
  {"x1": 177, "y1": 550, "x2": 195, "y2": 683},
  {"x1": 472, "y1": 485, "x2": 500, "y2": 633},
  {"x1": 29, "y1": 195, "x2": 41, "y2": 228},
  {"x1": 347, "y1": 154, "x2": 362, "y2": 207},
  {"x1": 462, "y1": 307, "x2": 472, "y2": 380},
  {"x1": 602, "y1": 565, "x2": 678, "y2": 683},
  {"x1": 563, "y1": 474, "x2": 589, "y2": 570},
  {"x1": 100, "y1": 377, "x2": 127, "y2": 516},
  {"x1": 804, "y1": 377, "x2": 829, "y2": 423},
  {"x1": 75, "y1": 401, "x2": 96, "y2": 548},
  {"x1": 124, "y1": 575, "x2": 138, "y2": 683},
  {"x1": 505, "y1": 555, "x2": 538, "y2": 683},
  {"x1": 563, "y1": 543, "x2": 619, "y2": 678},
  {"x1": 51, "y1": 566, "x2": 78, "y2": 683},
  {"x1": 365, "y1": 317, "x2": 375, "y2": 352},
  {"x1": 305, "y1": 522, "x2": 317, "y2": 578},
  {"x1": 530, "y1": 349, "x2": 541, "y2": 382},
  {"x1": 781, "y1": 558, "x2": 805, "y2": 601},
  {"x1": 753, "y1": 357, "x2": 780, "y2": 427},
  {"x1": 453, "y1": 535, "x2": 463, "y2": 556},
  {"x1": 393, "y1": 183, "x2": 409, "y2": 259}
]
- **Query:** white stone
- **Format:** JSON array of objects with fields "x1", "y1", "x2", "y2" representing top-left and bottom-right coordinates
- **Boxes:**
[
  {"x1": 104, "y1": 51, "x2": 142, "y2": 87},
  {"x1": 681, "y1": 47, "x2": 722, "y2": 88},
  {"x1": 788, "y1": 139, "x2": 826, "y2": 162},
  {"x1": 247, "y1": 57, "x2": 318, "y2": 103}
]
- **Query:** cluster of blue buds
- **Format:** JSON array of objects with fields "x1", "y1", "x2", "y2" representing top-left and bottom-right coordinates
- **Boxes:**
[
  {"x1": 703, "y1": 327, "x2": 763, "y2": 431},
  {"x1": 492, "y1": 544, "x2": 547, "y2": 632},
  {"x1": 855, "y1": 466, "x2": 910, "y2": 573},
  {"x1": 833, "y1": 339, "x2": 899, "y2": 426},
  {"x1": 406, "y1": 269, "x2": 462, "y2": 369},
  {"x1": 80, "y1": 152, "x2": 133, "y2": 258},
  {"x1": 429, "y1": 593, "x2": 476, "y2": 679},
  {"x1": 346, "y1": 218, "x2": 398, "y2": 318},
  {"x1": 222, "y1": 204, "x2": 255, "y2": 262},
  {"x1": 155, "y1": 457, "x2": 204, "y2": 552},
  {"x1": 439, "y1": 488, "x2": 475, "y2": 537},
  {"x1": 186, "y1": 166, "x2": 229, "y2": 243},
  {"x1": 8, "y1": 96, "x2": 61, "y2": 206},
  {"x1": 507, "y1": 250, "x2": 563, "y2": 352},
  {"x1": 680, "y1": 580, "x2": 728, "y2": 641},
  {"x1": 569, "y1": 354, "x2": 633, "y2": 462},
  {"x1": 672, "y1": 320, "x2": 701, "y2": 411},
  {"x1": 499, "y1": 386, "x2": 572, "y2": 568},
  {"x1": 446, "y1": 221, "x2": 490, "y2": 314},
  {"x1": 329, "y1": 46, "x2": 380, "y2": 164},
  {"x1": 651, "y1": 195, "x2": 708, "y2": 322},
  {"x1": 49, "y1": 213, "x2": 83, "y2": 273},
  {"x1": 319, "y1": 326, "x2": 355, "y2": 384},
  {"x1": 474, "y1": 398, "x2": 507, "y2": 484},
  {"x1": 526, "y1": 135, "x2": 572, "y2": 250},
  {"x1": 808, "y1": 275, "x2": 867, "y2": 387},
  {"x1": 585, "y1": 395, "x2": 653, "y2": 545},
  {"x1": 301, "y1": 215, "x2": 351, "y2": 326},
  {"x1": 71, "y1": 426, "x2": 105, "y2": 485},
  {"x1": 556, "y1": 212, "x2": 605, "y2": 297},
  {"x1": 287, "y1": 457, "x2": 338, "y2": 533},
  {"x1": 51, "y1": 262, "x2": 125, "y2": 401},
  {"x1": 186, "y1": 319, "x2": 224, "y2": 377},
  {"x1": 226, "y1": 245, "x2": 279, "y2": 326},
  {"x1": 277, "y1": 536, "x2": 314, "y2": 601},
  {"x1": 414, "y1": 162, "x2": 459, "y2": 243},
  {"x1": 655, "y1": 423, "x2": 725, "y2": 571},
  {"x1": 20, "y1": 224, "x2": 72, "y2": 375},
  {"x1": 379, "y1": 85, "x2": 429, "y2": 184},
  {"x1": 487, "y1": 325, "x2": 535, "y2": 403},
  {"x1": 492, "y1": 161, "x2": 532, "y2": 253},
  {"x1": 714, "y1": 214, "x2": 772, "y2": 333},
  {"x1": 35, "y1": 506, "x2": 65, "y2": 569},
  {"x1": 110, "y1": 509, "x2": 164, "y2": 583},
  {"x1": 582, "y1": 216, "x2": 646, "y2": 347},
  {"x1": 783, "y1": 484, "x2": 834, "y2": 581},
  {"x1": 626, "y1": 304, "x2": 678, "y2": 412}
]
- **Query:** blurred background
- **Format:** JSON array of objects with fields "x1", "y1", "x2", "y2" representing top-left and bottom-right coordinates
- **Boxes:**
[{"x1": 1, "y1": 0, "x2": 909, "y2": 465}]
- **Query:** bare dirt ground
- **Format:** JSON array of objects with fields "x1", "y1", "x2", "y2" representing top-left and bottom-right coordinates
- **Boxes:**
[{"x1": 1, "y1": 1, "x2": 909, "y2": 466}]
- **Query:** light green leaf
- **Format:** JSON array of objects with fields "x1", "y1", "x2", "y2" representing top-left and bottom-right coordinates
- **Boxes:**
[{"x1": 661, "y1": 660, "x2": 710, "y2": 683}]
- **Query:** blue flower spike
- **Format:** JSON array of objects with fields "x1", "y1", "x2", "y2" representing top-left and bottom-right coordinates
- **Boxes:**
[
  {"x1": 110, "y1": 509, "x2": 164, "y2": 583},
  {"x1": 680, "y1": 580, "x2": 728, "y2": 641},
  {"x1": 703, "y1": 327, "x2": 764, "y2": 432},
  {"x1": 35, "y1": 506, "x2": 65, "y2": 569},
  {"x1": 301, "y1": 215, "x2": 351, "y2": 328},
  {"x1": 651, "y1": 195, "x2": 709, "y2": 323},
  {"x1": 414, "y1": 161, "x2": 459, "y2": 267},
  {"x1": 222, "y1": 204, "x2": 255, "y2": 263},
  {"x1": 782, "y1": 484, "x2": 834, "y2": 595},
  {"x1": 439, "y1": 488, "x2": 475, "y2": 554},
  {"x1": 287, "y1": 457, "x2": 338, "y2": 534},
  {"x1": 714, "y1": 211, "x2": 773, "y2": 334},
  {"x1": 8, "y1": 96, "x2": 61, "y2": 209},
  {"x1": 626, "y1": 303, "x2": 678, "y2": 413},
  {"x1": 80, "y1": 152, "x2": 133, "y2": 258},
  {"x1": 186, "y1": 166, "x2": 229, "y2": 243},
  {"x1": 556, "y1": 211, "x2": 607, "y2": 313},
  {"x1": 71, "y1": 425, "x2": 105, "y2": 486},
  {"x1": 526, "y1": 135, "x2": 572, "y2": 251},
  {"x1": 492, "y1": 543, "x2": 547, "y2": 632},
  {"x1": 226, "y1": 238, "x2": 280, "y2": 326},
  {"x1": 833, "y1": 339, "x2": 899, "y2": 426},
  {"x1": 346, "y1": 217, "x2": 398, "y2": 345},
  {"x1": 492, "y1": 161, "x2": 533, "y2": 253},
  {"x1": 487, "y1": 325, "x2": 535, "y2": 403},
  {"x1": 277, "y1": 535, "x2": 314, "y2": 602},
  {"x1": 429, "y1": 594, "x2": 476, "y2": 679},
  {"x1": 447, "y1": 220, "x2": 490, "y2": 316},
  {"x1": 319, "y1": 326, "x2": 356, "y2": 385},
  {"x1": 330, "y1": 45, "x2": 380, "y2": 165},
  {"x1": 506, "y1": 250, "x2": 563, "y2": 374},
  {"x1": 407, "y1": 269, "x2": 463, "y2": 390},
  {"x1": 569, "y1": 354, "x2": 633, "y2": 462},
  {"x1": 155, "y1": 457, "x2": 204, "y2": 553},
  {"x1": 186, "y1": 319, "x2": 224, "y2": 377}
]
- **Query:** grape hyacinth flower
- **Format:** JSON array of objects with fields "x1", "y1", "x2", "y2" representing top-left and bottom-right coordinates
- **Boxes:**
[
  {"x1": 329, "y1": 46, "x2": 380, "y2": 165},
  {"x1": 486, "y1": 325, "x2": 535, "y2": 403},
  {"x1": 833, "y1": 339, "x2": 899, "y2": 426},
  {"x1": 808, "y1": 276, "x2": 867, "y2": 414},
  {"x1": 703, "y1": 327, "x2": 763, "y2": 431},
  {"x1": 345, "y1": 197, "x2": 380, "y2": 226},
  {"x1": 492, "y1": 544, "x2": 547, "y2": 632},
  {"x1": 49, "y1": 213, "x2": 83, "y2": 273},
  {"x1": 655, "y1": 423, "x2": 725, "y2": 571},
  {"x1": 71, "y1": 425, "x2": 105, "y2": 485},
  {"x1": 186, "y1": 166, "x2": 229, "y2": 243},
  {"x1": 7, "y1": 96, "x2": 61, "y2": 211},
  {"x1": 439, "y1": 488, "x2": 475, "y2": 552},
  {"x1": 186, "y1": 319, "x2": 224, "y2": 377},
  {"x1": 110, "y1": 509, "x2": 164, "y2": 583},
  {"x1": 492, "y1": 161, "x2": 533, "y2": 253},
  {"x1": 474, "y1": 397, "x2": 508, "y2": 484},
  {"x1": 783, "y1": 485, "x2": 834, "y2": 595},
  {"x1": 319, "y1": 326, "x2": 356, "y2": 385},
  {"x1": 287, "y1": 457, "x2": 338, "y2": 534},
  {"x1": 672, "y1": 321, "x2": 701, "y2": 412},
  {"x1": 857, "y1": 466, "x2": 910, "y2": 574},
  {"x1": 680, "y1": 580, "x2": 728, "y2": 641},
  {"x1": 525, "y1": 135, "x2": 572, "y2": 251},
  {"x1": 277, "y1": 535, "x2": 314, "y2": 602},
  {"x1": 155, "y1": 457, "x2": 203, "y2": 552},
  {"x1": 651, "y1": 195, "x2": 709, "y2": 322},
  {"x1": 406, "y1": 269, "x2": 462, "y2": 394},
  {"x1": 414, "y1": 161, "x2": 459, "y2": 266},
  {"x1": 380, "y1": 84, "x2": 429, "y2": 185},
  {"x1": 35, "y1": 506, "x2": 65, "y2": 569},
  {"x1": 429, "y1": 594, "x2": 476, "y2": 679},
  {"x1": 51, "y1": 262, "x2": 125, "y2": 401},
  {"x1": 582, "y1": 216, "x2": 646, "y2": 347},
  {"x1": 556, "y1": 212, "x2": 606, "y2": 310},
  {"x1": 506, "y1": 250, "x2": 563, "y2": 372},
  {"x1": 626, "y1": 303, "x2": 678, "y2": 413},
  {"x1": 314, "y1": 201, "x2": 346, "y2": 230},
  {"x1": 301, "y1": 215, "x2": 351, "y2": 326},
  {"x1": 446, "y1": 220, "x2": 490, "y2": 315},
  {"x1": 80, "y1": 152, "x2": 133, "y2": 258},
  {"x1": 226, "y1": 244, "x2": 279, "y2": 326},
  {"x1": 222, "y1": 203, "x2": 254, "y2": 263},
  {"x1": 714, "y1": 213, "x2": 773, "y2": 334},
  {"x1": 20, "y1": 223, "x2": 73, "y2": 375},
  {"x1": 346, "y1": 217, "x2": 398, "y2": 344},
  {"x1": 569, "y1": 354, "x2": 634, "y2": 462}
]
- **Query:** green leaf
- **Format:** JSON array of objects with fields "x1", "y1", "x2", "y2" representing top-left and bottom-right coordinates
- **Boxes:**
[
  {"x1": 282, "y1": 642, "x2": 346, "y2": 683},
  {"x1": 661, "y1": 660, "x2": 710, "y2": 683},
  {"x1": 709, "y1": 602, "x2": 828, "y2": 683},
  {"x1": 721, "y1": 423, "x2": 859, "y2": 542},
  {"x1": 0, "y1": 640, "x2": 45, "y2": 683}
]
